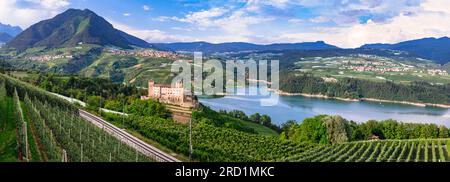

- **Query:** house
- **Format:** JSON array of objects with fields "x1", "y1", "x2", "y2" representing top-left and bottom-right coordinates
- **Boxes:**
[{"x1": 368, "y1": 135, "x2": 380, "y2": 141}]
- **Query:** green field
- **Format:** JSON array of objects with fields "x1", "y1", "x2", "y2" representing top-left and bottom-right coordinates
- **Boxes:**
[
  {"x1": 2, "y1": 46, "x2": 177, "y2": 87},
  {"x1": 295, "y1": 56, "x2": 450, "y2": 84},
  {"x1": 233, "y1": 117, "x2": 279, "y2": 136},
  {"x1": 301, "y1": 68, "x2": 450, "y2": 84},
  {"x1": 0, "y1": 97, "x2": 18, "y2": 162},
  {"x1": 77, "y1": 52, "x2": 175, "y2": 86}
]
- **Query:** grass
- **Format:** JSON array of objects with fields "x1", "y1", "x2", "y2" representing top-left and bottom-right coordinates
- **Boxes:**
[
  {"x1": 79, "y1": 53, "x2": 174, "y2": 85},
  {"x1": 3, "y1": 45, "x2": 101, "y2": 74},
  {"x1": 21, "y1": 101, "x2": 45, "y2": 162},
  {"x1": 8, "y1": 71, "x2": 30, "y2": 79},
  {"x1": 221, "y1": 115, "x2": 279, "y2": 137},
  {"x1": 0, "y1": 97, "x2": 18, "y2": 162},
  {"x1": 122, "y1": 57, "x2": 174, "y2": 86},
  {"x1": 0, "y1": 97, "x2": 45, "y2": 162}
]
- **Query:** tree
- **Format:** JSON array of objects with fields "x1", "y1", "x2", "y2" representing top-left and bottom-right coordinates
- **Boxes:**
[
  {"x1": 281, "y1": 120, "x2": 296, "y2": 133},
  {"x1": 261, "y1": 115, "x2": 272, "y2": 126},
  {"x1": 128, "y1": 99, "x2": 171, "y2": 118},
  {"x1": 349, "y1": 121, "x2": 363, "y2": 141},
  {"x1": 249, "y1": 113, "x2": 261, "y2": 124},
  {"x1": 86, "y1": 95, "x2": 104, "y2": 111},
  {"x1": 420, "y1": 124, "x2": 438, "y2": 139},
  {"x1": 395, "y1": 123, "x2": 407, "y2": 139},
  {"x1": 359, "y1": 120, "x2": 384, "y2": 139},
  {"x1": 438, "y1": 125, "x2": 449, "y2": 138},
  {"x1": 291, "y1": 115, "x2": 328, "y2": 144},
  {"x1": 104, "y1": 100, "x2": 121, "y2": 111},
  {"x1": 323, "y1": 116, "x2": 351, "y2": 144},
  {"x1": 228, "y1": 110, "x2": 248, "y2": 121},
  {"x1": 382, "y1": 119, "x2": 398, "y2": 139},
  {"x1": 280, "y1": 120, "x2": 297, "y2": 140},
  {"x1": 40, "y1": 79, "x2": 53, "y2": 91}
]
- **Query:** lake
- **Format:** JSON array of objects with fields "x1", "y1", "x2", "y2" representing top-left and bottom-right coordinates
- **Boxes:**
[{"x1": 199, "y1": 86, "x2": 450, "y2": 126}]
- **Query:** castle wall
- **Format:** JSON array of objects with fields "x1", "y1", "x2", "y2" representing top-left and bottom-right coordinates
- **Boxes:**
[{"x1": 143, "y1": 80, "x2": 198, "y2": 108}]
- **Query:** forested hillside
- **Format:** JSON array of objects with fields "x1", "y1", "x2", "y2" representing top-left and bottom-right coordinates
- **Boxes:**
[{"x1": 280, "y1": 73, "x2": 450, "y2": 105}]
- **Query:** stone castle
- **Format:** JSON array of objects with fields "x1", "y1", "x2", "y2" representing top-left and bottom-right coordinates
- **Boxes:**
[{"x1": 141, "y1": 80, "x2": 198, "y2": 108}]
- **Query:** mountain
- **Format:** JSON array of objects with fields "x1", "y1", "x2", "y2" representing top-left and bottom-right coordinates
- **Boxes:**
[
  {"x1": 361, "y1": 37, "x2": 450, "y2": 64},
  {"x1": 152, "y1": 41, "x2": 339, "y2": 54},
  {"x1": 0, "y1": 32, "x2": 13, "y2": 43},
  {"x1": 6, "y1": 9, "x2": 150, "y2": 51},
  {"x1": 0, "y1": 23, "x2": 22, "y2": 36}
]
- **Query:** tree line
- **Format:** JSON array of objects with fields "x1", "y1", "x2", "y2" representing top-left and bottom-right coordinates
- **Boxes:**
[
  {"x1": 281, "y1": 115, "x2": 450, "y2": 145},
  {"x1": 280, "y1": 73, "x2": 450, "y2": 105},
  {"x1": 217, "y1": 109, "x2": 281, "y2": 132}
]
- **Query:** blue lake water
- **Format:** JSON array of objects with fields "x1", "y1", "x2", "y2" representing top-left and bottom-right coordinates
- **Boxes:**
[{"x1": 199, "y1": 87, "x2": 450, "y2": 126}]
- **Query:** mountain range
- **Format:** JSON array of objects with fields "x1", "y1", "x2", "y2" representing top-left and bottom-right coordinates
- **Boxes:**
[
  {"x1": 2, "y1": 8, "x2": 450, "y2": 64},
  {"x1": 152, "y1": 41, "x2": 339, "y2": 54},
  {"x1": 361, "y1": 37, "x2": 450, "y2": 65},
  {"x1": 0, "y1": 32, "x2": 13, "y2": 44},
  {"x1": 6, "y1": 9, "x2": 150, "y2": 51},
  {"x1": 0, "y1": 23, "x2": 22, "y2": 45},
  {"x1": 153, "y1": 38, "x2": 450, "y2": 64},
  {"x1": 153, "y1": 39, "x2": 450, "y2": 64},
  {"x1": 0, "y1": 23, "x2": 22, "y2": 37}
]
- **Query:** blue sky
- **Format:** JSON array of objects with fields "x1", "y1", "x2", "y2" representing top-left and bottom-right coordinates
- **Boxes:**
[{"x1": 1, "y1": 0, "x2": 450, "y2": 48}]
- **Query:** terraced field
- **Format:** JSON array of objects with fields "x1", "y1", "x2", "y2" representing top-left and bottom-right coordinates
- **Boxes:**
[{"x1": 282, "y1": 139, "x2": 450, "y2": 162}]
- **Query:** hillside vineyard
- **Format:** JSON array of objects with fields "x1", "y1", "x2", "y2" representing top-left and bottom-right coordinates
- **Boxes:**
[{"x1": 0, "y1": 74, "x2": 153, "y2": 162}]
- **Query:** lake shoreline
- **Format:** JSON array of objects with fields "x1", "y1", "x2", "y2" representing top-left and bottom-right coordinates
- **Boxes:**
[{"x1": 271, "y1": 89, "x2": 450, "y2": 109}]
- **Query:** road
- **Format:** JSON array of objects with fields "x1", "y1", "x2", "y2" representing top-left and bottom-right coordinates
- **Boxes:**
[{"x1": 79, "y1": 109, "x2": 181, "y2": 162}]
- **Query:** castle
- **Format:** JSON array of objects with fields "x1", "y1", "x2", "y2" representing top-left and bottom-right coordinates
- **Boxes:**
[{"x1": 141, "y1": 80, "x2": 198, "y2": 108}]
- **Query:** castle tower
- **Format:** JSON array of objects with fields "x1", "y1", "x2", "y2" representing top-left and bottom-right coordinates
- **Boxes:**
[
  {"x1": 175, "y1": 81, "x2": 183, "y2": 88},
  {"x1": 148, "y1": 80, "x2": 155, "y2": 98}
]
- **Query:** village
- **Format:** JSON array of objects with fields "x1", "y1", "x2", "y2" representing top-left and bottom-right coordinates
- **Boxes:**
[
  {"x1": 106, "y1": 48, "x2": 183, "y2": 59},
  {"x1": 20, "y1": 47, "x2": 185, "y2": 62},
  {"x1": 26, "y1": 54, "x2": 74, "y2": 62},
  {"x1": 297, "y1": 55, "x2": 449, "y2": 76}
]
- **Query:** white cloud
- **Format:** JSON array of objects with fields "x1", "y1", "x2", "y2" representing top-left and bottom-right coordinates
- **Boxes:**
[
  {"x1": 288, "y1": 18, "x2": 304, "y2": 23},
  {"x1": 25, "y1": 0, "x2": 70, "y2": 10},
  {"x1": 151, "y1": 16, "x2": 170, "y2": 22},
  {"x1": 273, "y1": 0, "x2": 450, "y2": 48},
  {"x1": 175, "y1": 7, "x2": 228, "y2": 27},
  {"x1": 110, "y1": 20, "x2": 192, "y2": 43},
  {"x1": 214, "y1": 10, "x2": 272, "y2": 36},
  {"x1": 123, "y1": 13, "x2": 131, "y2": 17},
  {"x1": 421, "y1": 0, "x2": 450, "y2": 13},
  {"x1": 143, "y1": 5, "x2": 150, "y2": 11},
  {"x1": 309, "y1": 16, "x2": 330, "y2": 23},
  {"x1": 245, "y1": 0, "x2": 291, "y2": 10},
  {"x1": 0, "y1": 0, "x2": 70, "y2": 29},
  {"x1": 174, "y1": 7, "x2": 271, "y2": 37},
  {"x1": 171, "y1": 27, "x2": 193, "y2": 32}
]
